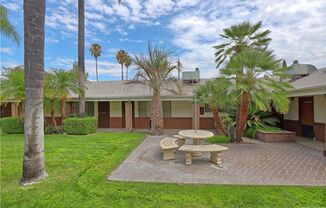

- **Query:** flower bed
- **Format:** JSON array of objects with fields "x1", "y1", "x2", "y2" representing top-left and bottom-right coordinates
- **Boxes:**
[{"x1": 256, "y1": 130, "x2": 295, "y2": 142}]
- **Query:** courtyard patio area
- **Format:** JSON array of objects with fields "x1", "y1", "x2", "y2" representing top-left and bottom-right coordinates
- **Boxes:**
[{"x1": 109, "y1": 135, "x2": 326, "y2": 186}]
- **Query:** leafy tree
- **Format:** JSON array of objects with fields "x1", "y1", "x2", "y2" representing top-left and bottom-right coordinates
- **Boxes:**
[
  {"x1": 195, "y1": 80, "x2": 232, "y2": 135},
  {"x1": 0, "y1": 66, "x2": 25, "y2": 118},
  {"x1": 21, "y1": 0, "x2": 47, "y2": 185},
  {"x1": 128, "y1": 44, "x2": 179, "y2": 135},
  {"x1": 116, "y1": 49, "x2": 128, "y2": 80},
  {"x1": 214, "y1": 21, "x2": 271, "y2": 68},
  {"x1": 89, "y1": 43, "x2": 102, "y2": 81},
  {"x1": 124, "y1": 54, "x2": 132, "y2": 80},
  {"x1": 215, "y1": 48, "x2": 292, "y2": 142},
  {"x1": 0, "y1": 4, "x2": 20, "y2": 44}
]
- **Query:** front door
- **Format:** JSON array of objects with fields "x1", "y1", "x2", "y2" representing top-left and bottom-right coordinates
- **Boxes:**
[
  {"x1": 98, "y1": 102, "x2": 110, "y2": 128},
  {"x1": 299, "y1": 97, "x2": 314, "y2": 138}
]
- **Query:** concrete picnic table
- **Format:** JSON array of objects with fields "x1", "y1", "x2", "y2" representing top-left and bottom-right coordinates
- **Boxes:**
[{"x1": 178, "y1": 129, "x2": 214, "y2": 156}]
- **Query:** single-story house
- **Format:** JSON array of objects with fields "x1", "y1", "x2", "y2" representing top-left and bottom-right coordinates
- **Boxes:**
[{"x1": 283, "y1": 63, "x2": 326, "y2": 143}]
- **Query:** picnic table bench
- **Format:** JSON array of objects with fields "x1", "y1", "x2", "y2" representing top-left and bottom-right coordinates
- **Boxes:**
[
  {"x1": 179, "y1": 144, "x2": 228, "y2": 165},
  {"x1": 160, "y1": 137, "x2": 178, "y2": 160}
]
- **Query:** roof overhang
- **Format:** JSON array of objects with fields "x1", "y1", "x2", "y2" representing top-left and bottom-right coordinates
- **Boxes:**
[{"x1": 288, "y1": 85, "x2": 326, "y2": 97}]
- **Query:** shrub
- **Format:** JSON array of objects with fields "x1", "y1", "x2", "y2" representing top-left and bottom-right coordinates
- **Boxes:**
[
  {"x1": 63, "y1": 117, "x2": 97, "y2": 135},
  {"x1": 1, "y1": 117, "x2": 24, "y2": 134},
  {"x1": 207, "y1": 135, "x2": 230, "y2": 143},
  {"x1": 44, "y1": 125, "x2": 64, "y2": 135}
]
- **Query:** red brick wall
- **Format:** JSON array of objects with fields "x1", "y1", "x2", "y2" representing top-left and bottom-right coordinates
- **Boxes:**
[
  {"x1": 314, "y1": 122, "x2": 325, "y2": 143},
  {"x1": 163, "y1": 117, "x2": 192, "y2": 129},
  {"x1": 134, "y1": 117, "x2": 150, "y2": 129},
  {"x1": 283, "y1": 120, "x2": 301, "y2": 136},
  {"x1": 110, "y1": 117, "x2": 123, "y2": 128},
  {"x1": 199, "y1": 117, "x2": 215, "y2": 129}
]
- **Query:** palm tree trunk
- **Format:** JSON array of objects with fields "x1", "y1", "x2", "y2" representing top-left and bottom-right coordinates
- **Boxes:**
[
  {"x1": 211, "y1": 107, "x2": 225, "y2": 135},
  {"x1": 126, "y1": 67, "x2": 128, "y2": 80},
  {"x1": 95, "y1": 57, "x2": 99, "y2": 81},
  {"x1": 121, "y1": 64, "x2": 124, "y2": 80},
  {"x1": 78, "y1": 0, "x2": 85, "y2": 118},
  {"x1": 235, "y1": 92, "x2": 251, "y2": 142},
  {"x1": 151, "y1": 90, "x2": 164, "y2": 135},
  {"x1": 51, "y1": 109, "x2": 57, "y2": 128},
  {"x1": 21, "y1": 0, "x2": 47, "y2": 185},
  {"x1": 60, "y1": 97, "x2": 66, "y2": 120}
]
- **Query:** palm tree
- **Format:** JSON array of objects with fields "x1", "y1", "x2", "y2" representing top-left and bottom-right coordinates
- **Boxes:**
[
  {"x1": 176, "y1": 59, "x2": 182, "y2": 80},
  {"x1": 116, "y1": 49, "x2": 128, "y2": 80},
  {"x1": 78, "y1": 0, "x2": 86, "y2": 118},
  {"x1": 44, "y1": 72, "x2": 60, "y2": 128},
  {"x1": 124, "y1": 54, "x2": 132, "y2": 80},
  {"x1": 195, "y1": 80, "x2": 231, "y2": 135},
  {"x1": 89, "y1": 43, "x2": 102, "y2": 81},
  {"x1": 51, "y1": 69, "x2": 80, "y2": 121},
  {"x1": 0, "y1": 67, "x2": 25, "y2": 118},
  {"x1": 214, "y1": 21, "x2": 271, "y2": 68},
  {"x1": 0, "y1": 4, "x2": 20, "y2": 44},
  {"x1": 21, "y1": 0, "x2": 47, "y2": 185},
  {"x1": 216, "y1": 48, "x2": 292, "y2": 142},
  {"x1": 127, "y1": 44, "x2": 178, "y2": 135}
]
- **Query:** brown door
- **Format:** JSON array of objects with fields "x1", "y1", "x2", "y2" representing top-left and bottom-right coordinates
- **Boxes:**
[
  {"x1": 299, "y1": 97, "x2": 314, "y2": 138},
  {"x1": 98, "y1": 102, "x2": 110, "y2": 128}
]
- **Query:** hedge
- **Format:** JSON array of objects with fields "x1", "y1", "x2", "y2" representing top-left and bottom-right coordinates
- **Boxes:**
[
  {"x1": 62, "y1": 117, "x2": 97, "y2": 135},
  {"x1": 1, "y1": 117, "x2": 24, "y2": 134}
]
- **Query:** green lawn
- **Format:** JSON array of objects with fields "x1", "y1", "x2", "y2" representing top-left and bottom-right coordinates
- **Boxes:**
[{"x1": 1, "y1": 132, "x2": 325, "y2": 208}]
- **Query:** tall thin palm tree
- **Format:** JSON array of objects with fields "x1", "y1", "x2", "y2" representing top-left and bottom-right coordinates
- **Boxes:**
[
  {"x1": 127, "y1": 44, "x2": 178, "y2": 135},
  {"x1": 89, "y1": 43, "x2": 102, "y2": 81},
  {"x1": 0, "y1": 4, "x2": 20, "y2": 45},
  {"x1": 215, "y1": 48, "x2": 292, "y2": 142},
  {"x1": 176, "y1": 59, "x2": 182, "y2": 80},
  {"x1": 124, "y1": 54, "x2": 132, "y2": 80},
  {"x1": 78, "y1": 0, "x2": 85, "y2": 118},
  {"x1": 116, "y1": 49, "x2": 127, "y2": 80},
  {"x1": 21, "y1": 0, "x2": 47, "y2": 185}
]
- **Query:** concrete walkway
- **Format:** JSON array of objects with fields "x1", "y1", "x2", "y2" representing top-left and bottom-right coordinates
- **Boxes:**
[{"x1": 108, "y1": 135, "x2": 326, "y2": 186}]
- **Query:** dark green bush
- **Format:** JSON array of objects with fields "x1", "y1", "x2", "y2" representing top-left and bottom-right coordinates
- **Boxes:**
[
  {"x1": 63, "y1": 117, "x2": 97, "y2": 135},
  {"x1": 1, "y1": 117, "x2": 24, "y2": 134},
  {"x1": 207, "y1": 135, "x2": 230, "y2": 143}
]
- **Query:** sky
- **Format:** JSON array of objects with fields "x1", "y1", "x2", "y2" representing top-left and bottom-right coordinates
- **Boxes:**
[{"x1": 1, "y1": 0, "x2": 326, "y2": 81}]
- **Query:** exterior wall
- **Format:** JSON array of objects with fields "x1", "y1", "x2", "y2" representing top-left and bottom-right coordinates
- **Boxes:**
[
  {"x1": 200, "y1": 117, "x2": 215, "y2": 129},
  {"x1": 283, "y1": 95, "x2": 325, "y2": 142},
  {"x1": 163, "y1": 118, "x2": 192, "y2": 129},
  {"x1": 134, "y1": 117, "x2": 150, "y2": 129},
  {"x1": 284, "y1": 97, "x2": 299, "y2": 120},
  {"x1": 94, "y1": 101, "x2": 98, "y2": 117},
  {"x1": 314, "y1": 95, "x2": 325, "y2": 123}
]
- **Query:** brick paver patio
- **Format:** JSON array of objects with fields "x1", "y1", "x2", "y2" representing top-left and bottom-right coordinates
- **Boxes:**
[{"x1": 108, "y1": 135, "x2": 326, "y2": 186}]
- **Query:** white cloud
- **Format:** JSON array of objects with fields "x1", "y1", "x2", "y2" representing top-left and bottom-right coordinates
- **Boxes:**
[
  {"x1": 3, "y1": 2, "x2": 20, "y2": 11},
  {"x1": 167, "y1": 0, "x2": 326, "y2": 78},
  {"x1": 0, "y1": 48, "x2": 13, "y2": 55}
]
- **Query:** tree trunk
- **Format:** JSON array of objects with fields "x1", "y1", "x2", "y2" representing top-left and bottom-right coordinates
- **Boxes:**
[
  {"x1": 50, "y1": 109, "x2": 57, "y2": 128},
  {"x1": 211, "y1": 107, "x2": 225, "y2": 135},
  {"x1": 121, "y1": 64, "x2": 124, "y2": 80},
  {"x1": 126, "y1": 67, "x2": 128, "y2": 80},
  {"x1": 60, "y1": 97, "x2": 66, "y2": 120},
  {"x1": 78, "y1": 0, "x2": 85, "y2": 118},
  {"x1": 21, "y1": 0, "x2": 47, "y2": 185},
  {"x1": 95, "y1": 57, "x2": 99, "y2": 81},
  {"x1": 151, "y1": 90, "x2": 164, "y2": 135},
  {"x1": 235, "y1": 92, "x2": 251, "y2": 142}
]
